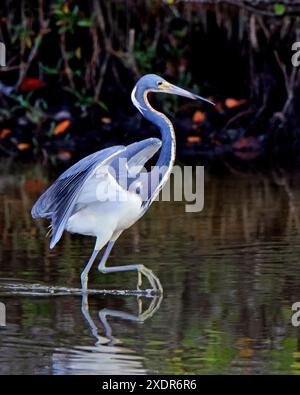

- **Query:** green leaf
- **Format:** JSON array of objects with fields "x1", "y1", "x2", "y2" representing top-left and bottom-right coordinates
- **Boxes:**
[
  {"x1": 34, "y1": 35, "x2": 43, "y2": 47},
  {"x1": 98, "y1": 101, "x2": 109, "y2": 112},
  {"x1": 77, "y1": 19, "x2": 93, "y2": 27},
  {"x1": 274, "y1": 3, "x2": 285, "y2": 16},
  {"x1": 42, "y1": 65, "x2": 59, "y2": 75},
  {"x1": 72, "y1": 5, "x2": 79, "y2": 17}
]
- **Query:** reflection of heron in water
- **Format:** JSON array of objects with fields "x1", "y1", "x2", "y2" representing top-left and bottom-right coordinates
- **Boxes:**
[
  {"x1": 81, "y1": 293, "x2": 162, "y2": 346},
  {"x1": 32, "y1": 74, "x2": 214, "y2": 293},
  {"x1": 52, "y1": 293, "x2": 162, "y2": 375}
]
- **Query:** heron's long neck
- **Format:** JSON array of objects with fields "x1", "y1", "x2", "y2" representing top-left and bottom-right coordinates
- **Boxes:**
[{"x1": 142, "y1": 90, "x2": 176, "y2": 172}]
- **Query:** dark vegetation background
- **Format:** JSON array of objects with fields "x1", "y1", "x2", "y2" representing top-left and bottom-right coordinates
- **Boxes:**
[{"x1": 0, "y1": 0, "x2": 300, "y2": 172}]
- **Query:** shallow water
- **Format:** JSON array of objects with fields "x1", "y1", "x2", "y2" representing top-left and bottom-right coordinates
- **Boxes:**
[{"x1": 1, "y1": 163, "x2": 300, "y2": 374}]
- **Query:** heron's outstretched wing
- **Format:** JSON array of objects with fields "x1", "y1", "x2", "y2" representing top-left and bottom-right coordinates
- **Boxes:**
[
  {"x1": 110, "y1": 137, "x2": 161, "y2": 183},
  {"x1": 108, "y1": 138, "x2": 162, "y2": 204},
  {"x1": 31, "y1": 138, "x2": 161, "y2": 249},
  {"x1": 73, "y1": 138, "x2": 162, "y2": 209},
  {"x1": 116, "y1": 138, "x2": 161, "y2": 173},
  {"x1": 32, "y1": 146, "x2": 125, "y2": 248}
]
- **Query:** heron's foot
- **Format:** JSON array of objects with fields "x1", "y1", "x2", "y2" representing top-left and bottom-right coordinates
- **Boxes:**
[
  {"x1": 136, "y1": 265, "x2": 163, "y2": 294},
  {"x1": 98, "y1": 262, "x2": 163, "y2": 294}
]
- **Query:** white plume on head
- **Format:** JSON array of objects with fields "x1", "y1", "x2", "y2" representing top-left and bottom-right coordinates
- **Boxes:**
[{"x1": 131, "y1": 85, "x2": 147, "y2": 114}]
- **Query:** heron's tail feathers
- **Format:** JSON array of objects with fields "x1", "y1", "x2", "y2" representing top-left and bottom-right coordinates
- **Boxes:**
[{"x1": 46, "y1": 224, "x2": 53, "y2": 238}]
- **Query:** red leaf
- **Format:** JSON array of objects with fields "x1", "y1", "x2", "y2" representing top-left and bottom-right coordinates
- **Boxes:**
[
  {"x1": 187, "y1": 136, "x2": 201, "y2": 143},
  {"x1": 20, "y1": 78, "x2": 46, "y2": 92},
  {"x1": 17, "y1": 143, "x2": 31, "y2": 150},
  {"x1": 0, "y1": 128, "x2": 11, "y2": 139},
  {"x1": 192, "y1": 111, "x2": 205, "y2": 124},
  {"x1": 53, "y1": 120, "x2": 71, "y2": 136},
  {"x1": 225, "y1": 98, "x2": 247, "y2": 109}
]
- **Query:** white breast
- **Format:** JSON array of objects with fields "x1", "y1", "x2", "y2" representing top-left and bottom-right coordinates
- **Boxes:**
[{"x1": 65, "y1": 171, "x2": 143, "y2": 238}]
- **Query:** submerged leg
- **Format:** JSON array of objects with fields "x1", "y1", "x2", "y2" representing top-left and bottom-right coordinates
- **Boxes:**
[
  {"x1": 97, "y1": 239, "x2": 163, "y2": 294},
  {"x1": 81, "y1": 248, "x2": 99, "y2": 291}
]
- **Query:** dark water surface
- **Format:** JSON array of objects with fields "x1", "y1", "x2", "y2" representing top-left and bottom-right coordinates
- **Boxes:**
[{"x1": 1, "y1": 162, "x2": 300, "y2": 374}]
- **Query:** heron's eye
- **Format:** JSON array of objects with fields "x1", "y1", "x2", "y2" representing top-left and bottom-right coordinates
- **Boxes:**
[{"x1": 157, "y1": 81, "x2": 164, "y2": 88}]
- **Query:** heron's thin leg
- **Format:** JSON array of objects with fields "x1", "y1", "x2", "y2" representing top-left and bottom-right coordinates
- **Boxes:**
[
  {"x1": 98, "y1": 240, "x2": 116, "y2": 268},
  {"x1": 81, "y1": 248, "x2": 100, "y2": 291},
  {"x1": 98, "y1": 242, "x2": 163, "y2": 293}
]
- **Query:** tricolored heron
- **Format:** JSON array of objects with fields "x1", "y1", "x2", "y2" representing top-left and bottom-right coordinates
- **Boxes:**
[{"x1": 32, "y1": 74, "x2": 214, "y2": 293}]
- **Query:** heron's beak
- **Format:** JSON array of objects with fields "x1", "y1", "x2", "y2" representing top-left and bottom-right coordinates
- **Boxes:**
[{"x1": 164, "y1": 83, "x2": 215, "y2": 106}]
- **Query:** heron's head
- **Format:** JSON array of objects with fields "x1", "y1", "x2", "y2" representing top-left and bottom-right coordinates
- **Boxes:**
[{"x1": 132, "y1": 74, "x2": 214, "y2": 113}]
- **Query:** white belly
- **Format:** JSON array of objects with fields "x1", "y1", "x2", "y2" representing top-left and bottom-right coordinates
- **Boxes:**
[{"x1": 65, "y1": 190, "x2": 142, "y2": 238}]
